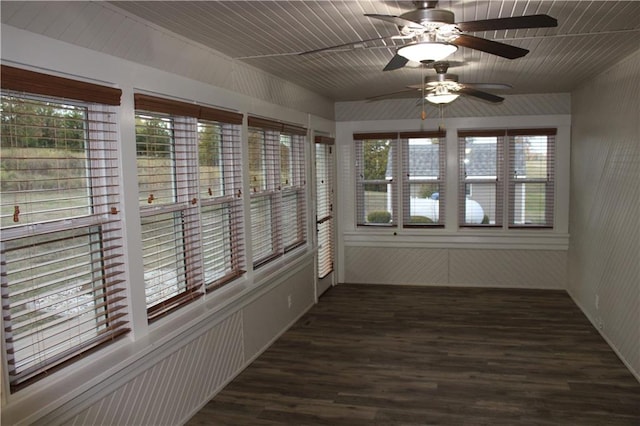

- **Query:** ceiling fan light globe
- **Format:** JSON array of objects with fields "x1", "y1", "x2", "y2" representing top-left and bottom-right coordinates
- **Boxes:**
[
  {"x1": 426, "y1": 93, "x2": 460, "y2": 104},
  {"x1": 397, "y1": 42, "x2": 457, "y2": 63}
]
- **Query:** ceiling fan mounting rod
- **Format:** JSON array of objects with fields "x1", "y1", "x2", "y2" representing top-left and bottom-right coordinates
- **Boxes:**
[{"x1": 416, "y1": 1, "x2": 439, "y2": 9}]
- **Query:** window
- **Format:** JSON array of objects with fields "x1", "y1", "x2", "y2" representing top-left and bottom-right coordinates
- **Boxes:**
[
  {"x1": 197, "y1": 120, "x2": 245, "y2": 289},
  {"x1": 508, "y1": 129, "x2": 556, "y2": 227},
  {"x1": 401, "y1": 131, "x2": 446, "y2": 227},
  {"x1": 315, "y1": 136, "x2": 335, "y2": 279},
  {"x1": 459, "y1": 129, "x2": 556, "y2": 228},
  {"x1": 248, "y1": 117, "x2": 307, "y2": 268},
  {"x1": 459, "y1": 130, "x2": 504, "y2": 226},
  {"x1": 355, "y1": 133, "x2": 397, "y2": 226},
  {"x1": 0, "y1": 65, "x2": 128, "y2": 392},
  {"x1": 135, "y1": 94, "x2": 244, "y2": 321}
]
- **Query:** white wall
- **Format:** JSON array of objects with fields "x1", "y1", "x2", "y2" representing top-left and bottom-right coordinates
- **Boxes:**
[
  {"x1": 568, "y1": 48, "x2": 640, "y2": 380},
  {"x1": 0, "y1": 1, "x2": 335, "y2": 121},
  {"x1": 1, "y1": 17, "x2": 332, "y2": 426},
  {"x1": 334, "y1": 111, "x2": 572, "y2": 289}
]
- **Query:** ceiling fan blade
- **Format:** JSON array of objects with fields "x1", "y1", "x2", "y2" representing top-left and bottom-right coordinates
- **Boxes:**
[
  {"x1": 366, "y1": 89, "x2": 422, "y2": 102},
  {"x1": 463, "y1": 83, "x2": 512, "y2": 90},
  {"x1": 452, "y1": 34, "x2": 529, "y2": 59},
  {"x1": 299, "y1": 35, "x2": 395, "y2": 56},
  {"x1": 383, "y1": 54, "x2": 410, "y2": 71},
  {"x1": 456, "y1": 14, "x2": 558, "y2": 32},
  {"x1": 457, "y1": 87, "x2": 504, "y2": 103},
  {"x1": 365, "y1": 13, "x2": 425, "y2": 30}
]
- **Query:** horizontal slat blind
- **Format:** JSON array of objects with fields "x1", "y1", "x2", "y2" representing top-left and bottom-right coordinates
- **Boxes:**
[
  {"x1": 247, "y1": 116, "x2": 306, "y2": 135},
  {"x1": 1, "y1": 65, "x2": 121, "y2": 105},
  {"x1": 282, "y1": 133, "x2": 307, "y2": 252},
  {"x1": 402, "y1": 132, "x2": 446, "y2": 227},
  {"x1": 458, "y1": 128, "x2": 556, "y2": 229},
  {"x1": 135, "y1": 108, "x2": 204, "y2": 321},
  {"x1": 198, "y1": 120, "x2": 245, "y2": 291},
  {"x1": 1, "y1": 88, "x2": 128, "y2": 392},
  {"x1": 355, "y1": 137, "x2": 397, "y2": 226},
  {"x1": 458, "y1": 132, "x2": 504, "y2": 226},
  {"x1": 508, "y1": 129, "x2": 556, "y2": 228},
  {"x1": 134, "y1": 94, "x2": 242, "y2": 124},
  {"x1": 1, "y1": 96, "x2": 119, "y2": 226},
  {"x1": 1, "y1": 225, "x2": 128, "y2": 388},
  {"x1": 314, "y1": 135, "x2": 335, "y2": 145},
  {"x1": 249, "y1": 127, "x2": 282, "y2": 267},
  {"x1": 353, "y1": 132, "x2": 397, "y2": 140},
  {"x1": 315, "y1": 142, "x2": 334, "y2": 279},
  {"x1": 248, "y1": 117, "x2": 307, "y2": 268}
]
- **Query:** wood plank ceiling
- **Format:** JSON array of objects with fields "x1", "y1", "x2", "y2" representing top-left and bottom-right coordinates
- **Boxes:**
[{"x1": 9, "y1": 1, "x2": 640, "y2": 102}]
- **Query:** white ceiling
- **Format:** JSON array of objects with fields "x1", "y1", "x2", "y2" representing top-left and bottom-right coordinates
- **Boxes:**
[
  {"x1": 21, "y1": 1, "x2": 640, "y2": 102},
  {"x1": 108, "y1": 1, "x2": 640, "y2": 102}
]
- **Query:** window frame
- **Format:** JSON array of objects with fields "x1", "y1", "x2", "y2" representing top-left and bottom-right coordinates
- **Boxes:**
[
  {"x1": 248, "y1": 116, "x2": 308, "y2": 269},
  {"x1": 354, "y1": 132, "x2": 398, "y2": 227},
  {"x1": 508, "y1": 129, "x2": 556, "y2": 228},
  {"x1": 458, "y1": 128, "x2": 556, "y2": 229},
  {"x1": 315, "y1": 136, "x2": 335, "y2": 279},
  {"x1": 401, "y1": 131, "x2": 446, "y2": 228},
  {"x1": 197, "y1": 120, "x2": 246, "y2": 291},
  {"x1": 134, "y1": 94, "x2": 245, "y2": 321},
  {"x1": 0, "y1": 65, "x2": 129, "y2": 393},
  {"x1": 458, "y1": 130, "x2": 505, "y2": 227},
  {"x1": 135, "y1": 111, "x2": 204, "y2": 321}
]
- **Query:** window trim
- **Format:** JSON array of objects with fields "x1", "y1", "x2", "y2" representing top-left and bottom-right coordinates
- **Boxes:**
[
  {"x1": 134, "y1": 94, "x2": 246, "y2": 320},
  {"x1": 1, "y1": 73, "x2": 129, "y2": 393},
  {"x1": 458, "y1": 128, "x2": 556, "y2": 229},
  {"x1": 355, "y1": 134, "x2": 398, "y2": 227},
  {"x1": 401, "y1": 130, "x2": 446, "y2": 228},
  {"x1": 197, "y1": 120, "x2": 246, "y2": 292},
  {"x1": 314, "y1": 136, "x2": 335, "y2": 279},
  {"x1": 248, "y1": 116, "x2": 308, "y2": 269}
]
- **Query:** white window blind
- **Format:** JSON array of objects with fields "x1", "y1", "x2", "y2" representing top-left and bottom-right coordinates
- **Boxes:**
[
  {"x1": 355, "y1": 133, "x2": 397, "y2": 226},
  {"x1": 136, "y1": 111, "x2": 203, "y2": 321},
  {"x1": 0, "y1": 65, "x2": 128, "y2": 392},
  {"x1": 315, "y1": 136, "x2": 334, "y2": 279},
  {"x1": 459, "y1": 128, "x2": 556, "y2": 228},
  {"x1": 401, "y1": 131, "x2": 446, "y2": 227},
  {"x1": 135, "y1": 94, "x2": 245, "y2": 318},
  {"x1": 508, "y1": 129, "x2": 556, "y2": 228},
  {"x1": 281, "y1": 133, "x2": 307, "y2": 251},
  {"x1": 459, "y1": 130, "x2": 505, "y2": 226},
  {"x1": 248, "y1": 117, "x2": 307, "y2": 269},
  {"x1": 198, "y1": 120, "x2": 245, "y2": 290}
]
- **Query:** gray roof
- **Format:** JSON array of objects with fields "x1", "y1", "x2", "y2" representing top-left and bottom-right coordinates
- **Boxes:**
[{"x1": 386, "y1": 143, "x2": 525, "y2": 178}]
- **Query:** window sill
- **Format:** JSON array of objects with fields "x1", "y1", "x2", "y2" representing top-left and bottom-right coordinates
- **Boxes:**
[{"x1": 343, "y1": 229, "x2": 569, "y2": 250}]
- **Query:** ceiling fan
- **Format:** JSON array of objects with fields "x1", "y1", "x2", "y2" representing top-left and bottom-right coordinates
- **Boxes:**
[
  {"x1": 301, "y1": 1, "x2": 558, "y2": 71},
  {"x1": 367, "y1": 61, "x2": 510, "y2": 104}
]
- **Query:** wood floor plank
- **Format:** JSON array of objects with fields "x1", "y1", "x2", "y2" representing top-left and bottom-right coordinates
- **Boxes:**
[{"x1": 187, "y1": 285, "x2": 640, "y2": 425}]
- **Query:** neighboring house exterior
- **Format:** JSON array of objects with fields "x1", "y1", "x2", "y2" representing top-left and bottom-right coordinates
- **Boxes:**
[{"x1": 384, "y1": 141, "x2": 527, "y2": 224}]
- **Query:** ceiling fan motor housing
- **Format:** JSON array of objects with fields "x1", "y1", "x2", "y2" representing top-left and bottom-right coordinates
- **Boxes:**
[{"x1": 400, "y1": 8, "x2": 455, "y2": 31}]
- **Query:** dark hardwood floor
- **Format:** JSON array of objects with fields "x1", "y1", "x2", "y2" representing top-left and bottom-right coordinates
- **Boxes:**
[{"x1": 187, "y1": 284, "x2": 640, "y2": 425}]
